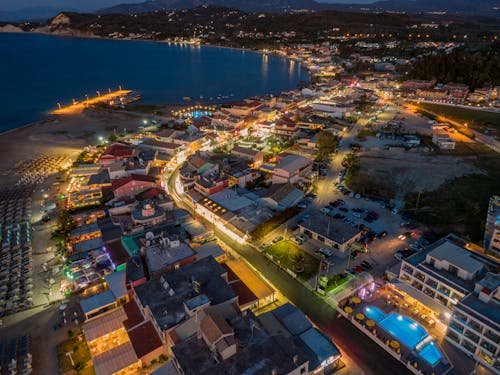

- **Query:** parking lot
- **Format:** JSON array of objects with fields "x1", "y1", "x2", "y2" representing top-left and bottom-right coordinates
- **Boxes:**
[{"x1": 260, "y1": 103, "x2": 432, "y2": 283}]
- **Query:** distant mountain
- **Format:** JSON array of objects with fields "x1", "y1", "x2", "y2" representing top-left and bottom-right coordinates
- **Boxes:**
[
  {"x1": 98, "y1": 0, "x2": 500, "y2": 16},
  {"x1": 330, "y1": 0, "x2": 500, "y2": 16},
  {"x1": 0, "y1": 6, "x2": 73, "y2": 21},
  {"x1": 99, "y1": 0, "x2": 328, "y2": 14}
]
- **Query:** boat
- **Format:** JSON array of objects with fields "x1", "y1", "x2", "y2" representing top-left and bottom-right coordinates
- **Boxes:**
[{"x1": 183, "y1": 96, "x2": 192, "y2": 102}]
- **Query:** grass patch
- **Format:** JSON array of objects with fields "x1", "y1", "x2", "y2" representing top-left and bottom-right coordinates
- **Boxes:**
[
  {"x1": 264, "y1": 240, "x2": 319, "y2": 281},
  {"x1": 415, "y1": 102, "x2": 500, "y2": 128},
  {"x1": 325, "y1": 273, "x2": 351, "y2": 294},
  {"x1": 57, "y1": 333, "x2": 93, "y2": 374},
  {"x1": 405, "y1": 142, "x2": 500, "y2": 243}
]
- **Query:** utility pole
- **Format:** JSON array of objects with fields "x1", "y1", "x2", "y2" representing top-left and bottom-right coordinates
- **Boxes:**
[{"x1": 415, "y1": 190, "x2": 422, "y2": 210}]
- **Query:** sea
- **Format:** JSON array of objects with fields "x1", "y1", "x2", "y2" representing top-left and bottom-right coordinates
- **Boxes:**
[{"x1": 0, "y1": 32, "x2": 308, "y2": 132}]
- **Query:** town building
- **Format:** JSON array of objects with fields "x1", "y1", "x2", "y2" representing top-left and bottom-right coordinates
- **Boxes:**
[
  {"x1": 272, "y1": 154, "x2": 313, "y2": 184},
  {"x1": 298, "y1": 215, "x2": 361, "y2": 252},
  {"x1": 432, "y1": 132, "x2": 456, "y2": 150},
  {"x1": 395, "y1": 234, "x2": 500, "y2": 372},
  {"x1": 231, "y1": 146, "x2": 264, "y2": 167},
  {"x1": 484, "y1": 196, "x2": 500, "y2": 258},
  {"x1": 112, "y1": 174, "x2": 156, "y2": 200},
  {"x1": 261, "y1": 183, "x2": 305, "y2": 211}
]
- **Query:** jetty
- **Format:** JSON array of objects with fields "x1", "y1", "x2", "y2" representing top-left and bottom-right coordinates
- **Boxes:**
[{"x1": 50, "y1": 89, "x2": 134, "y2": 115}]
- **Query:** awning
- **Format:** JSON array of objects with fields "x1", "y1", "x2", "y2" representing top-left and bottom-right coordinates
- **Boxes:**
[{"x1": 389, "y1": 279, "x2": 451, "y2": 318}]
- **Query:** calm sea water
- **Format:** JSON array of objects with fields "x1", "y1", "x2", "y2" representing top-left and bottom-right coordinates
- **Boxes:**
[{"x1": 0, "y1": 33, "x2": 307, "y2": 132}]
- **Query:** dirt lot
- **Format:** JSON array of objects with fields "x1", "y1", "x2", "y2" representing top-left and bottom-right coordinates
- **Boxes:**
[{"x1": 356, "y1": 150, "x2": 482, "y2": 196}]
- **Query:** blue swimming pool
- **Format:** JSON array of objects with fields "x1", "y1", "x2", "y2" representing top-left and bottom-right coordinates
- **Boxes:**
[
  {"x1": 379, "y1": 314, "x2": 428, "y2": 349},
  {"x1": 362, "y1": 306, "x2": 443, "y2": 366},
  {"x1": 418, "y1": 341, "x2": 442, "y2": 366},
  {"x1": 364, "y1": 306, "x2": 386, "y2": 322}
]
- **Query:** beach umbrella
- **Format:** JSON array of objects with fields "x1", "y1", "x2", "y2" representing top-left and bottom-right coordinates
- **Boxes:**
[
  {"x1": 344, "y1": 306, "x2": 353, "y2": 314},
  {"x1": 390, "y1": 340, "x2": 400, "y2": 349},
  {"x1": 355, "y1": 313, "x2": 365, "y2": 321},
  {"x1": 366, "y1": 319, "x2": 375, "y2": 327},
  {"x1": 351, "y1": 296, "x2": 361, "y2": 304}
]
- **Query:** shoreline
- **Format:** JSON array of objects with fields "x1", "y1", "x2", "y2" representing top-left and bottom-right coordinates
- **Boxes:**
[{"x1": 0, "y1": 31, "x2": 310, "y2": 136}]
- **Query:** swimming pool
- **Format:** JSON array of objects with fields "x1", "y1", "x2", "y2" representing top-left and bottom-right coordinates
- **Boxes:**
[
  {"x1": 364, "y1": 306, "x2": 386, "y2": 322},
  {"x1": 379, "y1": 314, "x2": 428, "y2": 349},
  {"x1": 418, "y1": 341, "x2": 442, "y2": 366},
  {"x1": 362, "y1": 306, "x2": 443, "y2": 366}
]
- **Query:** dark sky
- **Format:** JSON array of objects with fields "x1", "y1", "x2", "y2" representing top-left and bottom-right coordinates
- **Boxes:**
[{"x1": 1, "y1": 0, "x2": 378, "y2": 11}]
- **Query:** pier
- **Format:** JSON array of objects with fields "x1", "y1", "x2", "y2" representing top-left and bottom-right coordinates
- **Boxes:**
[{"x1": 50, "y1": 89, "x2": 133, "y2": 115}]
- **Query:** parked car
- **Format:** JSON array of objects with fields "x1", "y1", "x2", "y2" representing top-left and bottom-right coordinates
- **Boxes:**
[
  {"x1": 339, "y1": 207, "x2": 348, "y2": 212},
  {"x1": 272, "y1": 236, "x2": 283, "y2": 243},
  {"x1": 292, "y1": 236, "x2": 304, "y2": 245},
  {"x1": 316, "y1": 247, "x2": 333, "y2": 258},
  {"x1": 377, "y1": 231, "x2": 388, "y2": 238},
  {"x1": 361, "y1": 260, "x2": 373, "y2": 270},
  {"x1": 297, "y1": 201, "x2": 308, "y2": 209}
]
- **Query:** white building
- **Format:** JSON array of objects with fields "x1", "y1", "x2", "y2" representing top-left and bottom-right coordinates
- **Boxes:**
[{"x1": 396, "y1": 235, "x2": 500, "y2": 372}]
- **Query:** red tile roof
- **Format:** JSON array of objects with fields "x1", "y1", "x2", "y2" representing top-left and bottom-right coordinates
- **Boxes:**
[
  {"x1": 111, "y1": 174, "x2": 156, "y2": 191},
  {"x1": 128, "y1": 321, "x2": 163, "y2": 359},
  {"x1": 123, "y1": 300, "x2": 145, "y2": 330}
]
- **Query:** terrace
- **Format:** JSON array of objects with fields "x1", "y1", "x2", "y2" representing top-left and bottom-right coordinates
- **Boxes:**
[{"x1": 339, "y1": 283, "x2": 453, "y2": 375}]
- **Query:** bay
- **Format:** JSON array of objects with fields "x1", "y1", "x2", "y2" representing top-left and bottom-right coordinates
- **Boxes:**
[{"x1": 0, "y1": 32, "x2": 307, "y2": 132}]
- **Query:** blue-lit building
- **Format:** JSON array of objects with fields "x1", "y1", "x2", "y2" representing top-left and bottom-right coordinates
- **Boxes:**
[{"x1": 483, "y1": 195, "x2": 500, "y2": 258}]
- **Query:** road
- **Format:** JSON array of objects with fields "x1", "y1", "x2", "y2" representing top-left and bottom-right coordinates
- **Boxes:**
[{"x1": 165, "y1": 168, "x2": 410, "y2": 375}]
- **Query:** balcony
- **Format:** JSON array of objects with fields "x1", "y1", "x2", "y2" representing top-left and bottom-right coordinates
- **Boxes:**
[
  {"x1": 437, "y1": 287, "x2": 451, "y2": 297},
  {"x1": 425, "y1": 279, "x2": 438, "y2": 289},
  {"x1": 479, "y1": 340, "x2": 497, "y2": 354},
  {"x1": 464, "y1": 330, "x2": 480, "y2": 344},
  {"x1": 448, "y1": 323, "x2": 464, "y2": 334},
  {"x1": 483, "y1": 330, "x2": 500, "y2": 344}
]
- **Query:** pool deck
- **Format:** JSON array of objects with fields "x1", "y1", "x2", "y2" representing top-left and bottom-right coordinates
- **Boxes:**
[{"x1": 340, "y1": 288, "x2": 453, "y2": 375}]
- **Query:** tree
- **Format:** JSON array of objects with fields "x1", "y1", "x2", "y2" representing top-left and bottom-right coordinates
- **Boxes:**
[{"x1": 317, "y1": 130, "x2": 338, "y2": 161}]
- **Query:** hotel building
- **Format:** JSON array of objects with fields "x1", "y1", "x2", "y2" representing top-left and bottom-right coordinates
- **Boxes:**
[
  {"x1": 484, "y1": 196, "x2": 500, "y2": 258},
  {"x1": 396, "y1": 234, "x2": 500, "y2": 372}
]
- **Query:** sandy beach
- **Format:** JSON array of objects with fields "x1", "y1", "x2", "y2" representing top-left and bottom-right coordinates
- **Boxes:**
[{"x1": 0, "y1": 104, "x2": 187, "y2": 188}]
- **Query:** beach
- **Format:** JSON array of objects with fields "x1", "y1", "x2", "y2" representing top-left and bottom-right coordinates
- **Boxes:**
[{"x1": 0, "y1": 105, "x2": 185, "y2": 188}]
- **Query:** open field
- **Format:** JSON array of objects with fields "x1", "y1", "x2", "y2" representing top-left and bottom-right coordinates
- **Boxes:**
[
  {"x1": 264, "y1": 240, "x2": 319, "y2": 281},
  {"x1": 413, "y1": 102, "x2": 500, "y2": 138},
  {"x1": 405, "y1": 143, "x2": 500, "y2": 242},
  {"x1": 347, "y1": 149, "x2": 482, "y2": 200}
]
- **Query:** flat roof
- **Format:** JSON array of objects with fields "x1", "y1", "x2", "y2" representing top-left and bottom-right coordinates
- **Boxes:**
[
  {"x1": 298, "y1": 328, "x2": 341, "y2": 366},
  {"x1": 299, "y1": 215, "x2": 361, "y2": 244},
  {"x1": 73, "y1": 237, "x2": 104, "y2": 253},
  {"x1": 194, "y1": 242, "x2": 225, "y2": 261},
  {"x1": 225, "y1": 259, "x2": 274, "y2": 300},
  {"x1": 80, "y1": 290, "x2": 116, "y2": 315},
  {"x1": 272, "y1": 303, "x2": 312, "y2": 336},
  {"x1": 428, "y1": 241, "x2": 484, "y2": 274},
  {"x1": 457, "y1": 294, "x2": 500, "y2": 331},
  {"x1": 210, "y1": 188, "x2": 254, "y2": 212},
  {"x1": 134, "y1": 257, "x2": 236, "y2": 331},
  {"x1": 83, "y1": 307, "x2": 127, "y2": 341},
  {"x1": 145, "y1": 242, "x2": 196, "y2": 274},
  {"x1": 172, "y1": 316, "x2": 308, "y2": 375},
  {"x1": 92, "y1": 341, "x2": 138, "y2": 375},
  {"x1": 105, "y1": 270, "x2": 127, "y2": 299}
]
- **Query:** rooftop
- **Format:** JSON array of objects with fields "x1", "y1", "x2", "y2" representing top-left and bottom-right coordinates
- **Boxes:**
[
  {"x1": 72, "y1": 237, "x2": 104, "y2": 254},
  {"x1": 144, "y1": 238, "x2": 195, "y2": 275},
  {"x1": 134, "y1": 257, "x2": 236, "y2": 331},
  {"x1": 275, "y1": 154, "x2": 312, "y2": 173},
  {"x1": 298, "y1": 215, "x2": 361, "y2": 244},
  {"x1": 92, "y1": 341, "x2": 138, "y2": 375},
  {"x1": 172, "y1": 315, "x2": 308, "y2": 375},
  {"x1": 298, "y1": 328, "x2": 341, "y2": 369},
  {"x1": 80, "y1": 290, "x2": 116, "y2": 315},
  {"x1": 272, "y1": 303, "x2": 312, "y2": 336},
  {"x1": 428, "y1": 241, "x2": 484, "y2": 274},
  {"x1": 83, "y1": 307, "x2": 127, "y2": 341},
  {"x1": 128, "y1": 320, "x2": 164, "y2": 359}
]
